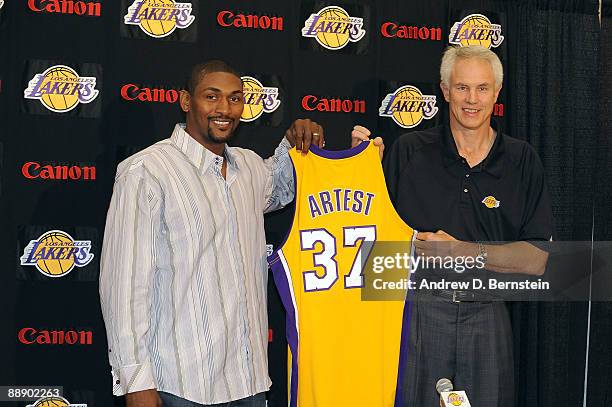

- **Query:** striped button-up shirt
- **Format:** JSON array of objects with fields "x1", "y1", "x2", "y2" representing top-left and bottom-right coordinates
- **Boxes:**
[{"x1": 99, "y1": 123, "x2": 294, "y2": 404}]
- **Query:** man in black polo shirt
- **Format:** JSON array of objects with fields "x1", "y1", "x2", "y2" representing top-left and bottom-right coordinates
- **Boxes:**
[{"x1": 353, "y1": 46, "x2": 553, "y2": 407}]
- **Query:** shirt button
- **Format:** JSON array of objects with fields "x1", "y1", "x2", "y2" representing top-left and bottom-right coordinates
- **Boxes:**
[
  {"x1": 465, "y1": 174, "x2": 470, "y2": 178},
  {"x1": 463, "y1": 188, "x2": 468, "y2": 193},
  {"x1": 115, "y1": 380, "x2": 120, "y2": 385}
]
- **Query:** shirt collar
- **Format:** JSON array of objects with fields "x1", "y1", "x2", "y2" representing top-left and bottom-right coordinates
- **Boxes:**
[
  {"x1": 170, "y1": 123, "x2": 239, "y2": 174},
  {"x1": 441, "y1": 118, "x2": 505, "y2": 178}
]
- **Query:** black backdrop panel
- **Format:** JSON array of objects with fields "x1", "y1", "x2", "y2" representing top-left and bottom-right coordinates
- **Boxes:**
[{"x1": 0, "y1": 1, "x2": 604, "y2": 406}]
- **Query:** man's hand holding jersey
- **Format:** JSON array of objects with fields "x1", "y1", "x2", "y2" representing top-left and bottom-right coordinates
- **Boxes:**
[
  {"x1": 351, "y1": 125, "x2": 384, "y2": 160},
  {"x1": 285, "y1": 118, "x2": 325, "y2": 153}
]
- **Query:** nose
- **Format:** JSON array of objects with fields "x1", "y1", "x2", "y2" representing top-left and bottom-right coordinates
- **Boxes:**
[
  {"x1": 466, "y1": 88, "x2": 478, "y2": 104},
  {"x1": 214, "y1": 97, "x2": 230, "y2": 115}
]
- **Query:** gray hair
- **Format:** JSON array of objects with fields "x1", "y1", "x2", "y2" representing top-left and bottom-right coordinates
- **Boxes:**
[{"x1": 440, "y1": 46, "x2": 503, "y2": 88}]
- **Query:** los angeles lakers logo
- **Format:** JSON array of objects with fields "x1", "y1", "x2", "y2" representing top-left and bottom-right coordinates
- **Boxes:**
[
  {"x1": 302, "y1": 6, "x2": 366, "y2": 50},
  {"x1": 124, "y1": 0, "x2": 195, "y2": 38},
  {"x1": 447, "y1": 392, "x2": 467, "y2": 406},
  {"x1": 27, "y1": 396, "x2": 87, "y2": 407},
  {"x1": 449, "y1": 14, "x2": 504, "y2": 49},
  {"x1": 481, "y1": 195, "x2": 500, "y2": 208},
  {"x1": 379, "y1": 85, "x2": 438, "y2": 129},
  {"x1": 240, "y1": 76, "x2": 281, "y2": 122},
  {"x1": 24, "y1": 65, "x2": 99, "y2": 113},
  {"x1": 20, "y1": 230, "x2": 94, "y2": 278}
]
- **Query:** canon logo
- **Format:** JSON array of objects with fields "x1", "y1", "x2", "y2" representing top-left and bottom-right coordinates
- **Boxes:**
[
  {"x1": 494, "y1": 103, "x2": 504, "y2": 117},
  {"x1": 22, "y1": 162, "x2": 96, "y2": 180},
  {"x1": 381, "y1": 22, "x2": 442, "y2": 41},
  {"x1": 217, "y1": 10, "x2": 283, "y2": 31},
  {"x1": 28, "y1": 0, "x2": 101, "y2": 16},
  {"x1": 121, "y1": 84, "x2": 180, "y2": 104},
  {"x1": 18, "y1": 327, "x2": 93, "y2": 345},
  {"x1": 302, "y1": 95, "x2": 366, "y2": 113}
]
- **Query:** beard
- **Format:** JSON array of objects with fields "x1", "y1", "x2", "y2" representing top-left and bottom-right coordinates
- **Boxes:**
[
  {"x1": 204, "y1": 116, "x2": 237, "y2": 144},
  {"x1": 205, "y1": 128, "x2": 234, "y2": 143}
]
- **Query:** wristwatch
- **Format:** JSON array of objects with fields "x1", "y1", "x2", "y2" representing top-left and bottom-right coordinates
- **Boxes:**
[{"x1": 477, "y1": 242, "x2": 488, "y2": 266}]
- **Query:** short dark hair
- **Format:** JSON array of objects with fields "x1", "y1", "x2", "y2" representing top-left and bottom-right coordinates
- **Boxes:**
[{"x1": 184, "y1": 60, "x2": 241, "y2": 94}]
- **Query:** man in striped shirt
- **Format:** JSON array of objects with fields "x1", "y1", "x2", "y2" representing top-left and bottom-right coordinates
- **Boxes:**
[{"x1": 99, "y1": 61, "x2": 323, "y2": 407}]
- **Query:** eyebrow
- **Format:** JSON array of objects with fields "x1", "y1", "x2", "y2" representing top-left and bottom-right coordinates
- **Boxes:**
[
  {"x1": 202, "y1": 87, "x2": 243, "y2": 94},
  {"x1": 454, "y1": 82, "x2": 491, "y2": 87}
]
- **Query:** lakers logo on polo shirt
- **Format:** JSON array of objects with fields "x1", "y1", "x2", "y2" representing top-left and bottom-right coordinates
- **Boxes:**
[{"x1": 482, "y1": 195, "x2": 500, "y2": 208}]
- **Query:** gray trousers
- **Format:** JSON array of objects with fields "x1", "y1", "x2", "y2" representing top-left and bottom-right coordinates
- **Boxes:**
[{"x1": 397, "y1": 293, "x2": 514, "y2": 407}]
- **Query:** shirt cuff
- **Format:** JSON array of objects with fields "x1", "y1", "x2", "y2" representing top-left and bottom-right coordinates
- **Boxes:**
[
  {"x1": 274, "y1": 137, "x2": 293, "y2": 173},
  {"x1": 111, "y1": 361, "x2": 156, "y2": 396},
  {"x1": 279, "y1": 137, "x2": 292, "y2": 152}
]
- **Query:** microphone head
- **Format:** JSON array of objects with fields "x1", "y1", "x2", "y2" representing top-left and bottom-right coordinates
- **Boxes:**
[{"x1": 436, "y1": 378, "x2": 453, "y2": 394}]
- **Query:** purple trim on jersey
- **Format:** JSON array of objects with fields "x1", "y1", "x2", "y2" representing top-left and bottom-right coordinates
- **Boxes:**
[
  {"x1": 394, "y1": 289, "x2": 415, "y2": 407},
  {"x1": 268, "y1": 255, "x2": 299, "y2": 407},
  {"x1": 395, "y1": 236, "x2": 418, "y2": 406},
  {"x1": 266, "y1": 143, "x2": 300, "y2": 405},
  {"x1": 309, "y1": 140, "x2": 370, "y2": 159}
]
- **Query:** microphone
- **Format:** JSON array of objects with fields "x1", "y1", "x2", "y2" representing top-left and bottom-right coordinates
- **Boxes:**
[
  {"x1": 436, "y1": 378, "x2": 471, "y2": 407},
  {"x1": 436, "y1": 378, "x2": 453, "y2": 393}
]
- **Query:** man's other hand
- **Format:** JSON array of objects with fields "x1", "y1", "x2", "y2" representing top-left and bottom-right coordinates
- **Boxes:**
[
  {"x1": 126, "y1": 389, "x2": 162, "y2": 407},
  {"x1": 414, "y1": 230, "x2": 462, "y2": 258},
  {"x1": 351, "y1": 125, "x2": 384, "y2": 160}
]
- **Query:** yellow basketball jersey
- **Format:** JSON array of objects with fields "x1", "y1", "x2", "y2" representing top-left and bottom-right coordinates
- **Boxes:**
[{"x1": 268, "y1": 141, "x2": 415, "y2": 407}]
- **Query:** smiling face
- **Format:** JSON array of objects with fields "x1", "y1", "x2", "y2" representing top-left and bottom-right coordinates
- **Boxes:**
[
  {"x1": 441, "y1": 57, "x2": 501, "y2": 133},
  {"x1": 180, "y1": 71, "x2": 244, "y2": 146}
]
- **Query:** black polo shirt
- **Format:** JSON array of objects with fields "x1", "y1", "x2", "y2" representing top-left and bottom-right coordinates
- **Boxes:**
[{"x1": 383, "y1": 120, "x2": 554, "y2": 242}]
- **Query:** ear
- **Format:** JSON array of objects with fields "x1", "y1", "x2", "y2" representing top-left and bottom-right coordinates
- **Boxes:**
[
  {"x1": 440, "y1": 82, "x2": 450, "y2": 103},
  {"x1": 179, "y1": 90, "x2": 190, "y2": 113}
]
